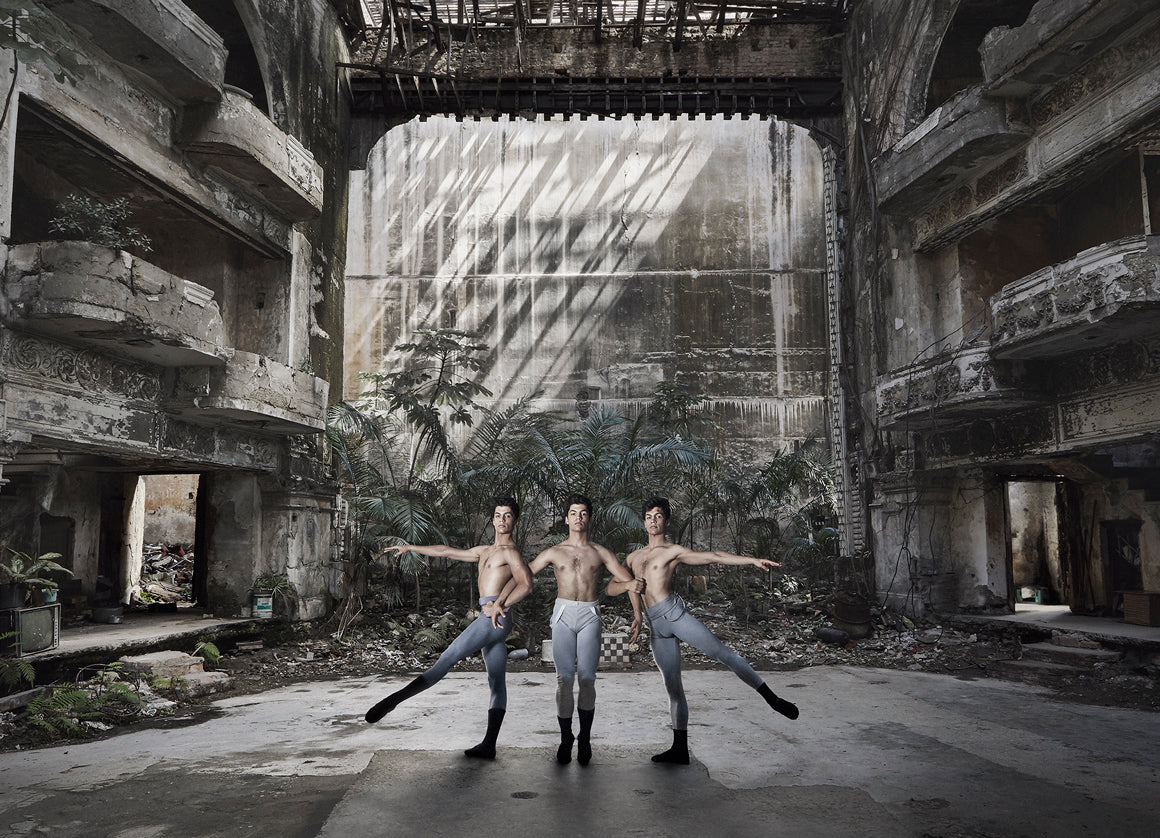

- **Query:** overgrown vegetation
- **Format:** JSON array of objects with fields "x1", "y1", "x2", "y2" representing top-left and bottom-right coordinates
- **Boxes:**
[
  {"x1": 327, "y1": 329, "x2": 842, "y2": 636},
  {"x1": 23, "y1": 663, "x2": 149, "y2": 740},
  {"x1": 48, "y1": 194, "x2": 153, "y2": 252}
]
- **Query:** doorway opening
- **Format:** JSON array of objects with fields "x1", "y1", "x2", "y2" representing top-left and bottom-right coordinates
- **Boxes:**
[
  {"x1": 1005, "y1": 479, "x2": 1065, "y2": 609},
  {"x1": 134, "y1": 474, "x2": 201, "y2": 610}
]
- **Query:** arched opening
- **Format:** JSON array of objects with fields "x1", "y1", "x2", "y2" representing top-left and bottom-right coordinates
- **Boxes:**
[
  {"x1": 925, "y1": 0, "x2": 1036, "y2": 114},
  {"x1": 344, "y1": 114, "x2": 831, "y2": 465},
  {"x1": 185, "y1": 0, "x2": 270, "y2": 114}
]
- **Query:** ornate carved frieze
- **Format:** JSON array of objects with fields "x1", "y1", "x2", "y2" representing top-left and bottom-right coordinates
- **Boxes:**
[
  {"x1": 1028, "y1": 26, "x2": 1160, "y2": 129},
  {"x1": 914, "y1": 152, "x2": 1029, "y2": 247},
  {"x1": 922, "y1": 407, "x2": 1057, "y2": 464},
  {"x1": 2, "y1": 331, "x2": 163, "y2": 402},
  {"x1": 1047, "y1": 337, "x2": 1160, "y2": 395},
  {"x1": 990, "y1": 236, "x2": 1160, "y2": 359},
  {"x1": 160, "y1": 417, "x2": 280, "y2": 470},
  {"x1": 875, "y1": 344, "x2": 1035, "y2": 428}
]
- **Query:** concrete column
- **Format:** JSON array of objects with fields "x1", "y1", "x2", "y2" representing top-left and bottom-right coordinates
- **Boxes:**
[
  {"x1": 261, "y1": 486, "x2": 337, "y2": 620},
  {"x1": 203, "y1": 472, "x2": 263, "y2": 617},
  {"x1": 120, "y1": 475, "x2": 145, "y2": 605},
  {"x1": 0, "y1": 53, "x2": 18, "y2": 242},
  {"x1": 288, "y1": 230, "x2": 312, "y2": 370}
]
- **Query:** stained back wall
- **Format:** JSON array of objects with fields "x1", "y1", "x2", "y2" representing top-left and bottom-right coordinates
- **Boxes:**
[{"x1": 345, "y1": 115, "x2": 829, "y2": 459}]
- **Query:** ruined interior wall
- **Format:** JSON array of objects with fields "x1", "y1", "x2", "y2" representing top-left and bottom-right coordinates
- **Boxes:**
[
  {"x1": 0, "y1": 0, "x2": 352, "y2": 618},
  {"x1": 1084, "y1": 478, "x2": 1160, "y2": 595},
  {"x1": 346, "y1": 115, "x2": 829, "y2": 457},
  {"x1": 142, "y1": 474, "x2": 199, "y2": 545},
  {"x1": 873, "y1": 469, "x2": 1009, "y2": 617},
  {"x1": 1008, "y1": 480, "x2": 1060, "y2": 593}
]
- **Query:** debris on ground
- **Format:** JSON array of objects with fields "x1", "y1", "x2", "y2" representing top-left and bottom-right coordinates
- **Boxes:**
[{"x1": 128, "y1": 544, "x2": 195, "y2": 609}]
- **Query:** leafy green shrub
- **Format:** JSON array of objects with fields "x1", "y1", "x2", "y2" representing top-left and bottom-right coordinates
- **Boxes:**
[
  {"x1": 0, "y1": 633, "x2": 35, "y2": 694},
  {"x1": 24, "y1": 662, "x2": 145, "y2": 739},
  {"x1": 48, "y1": 194, "x2": 152, "y2": 252},
  {"x1": 193, "y1": 640, "x2": 221, "y2": 669}
]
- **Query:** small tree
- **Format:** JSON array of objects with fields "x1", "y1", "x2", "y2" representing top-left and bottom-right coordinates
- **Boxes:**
[{"x1": 49, "y1": 194, "x2": 153, "y2": 252}]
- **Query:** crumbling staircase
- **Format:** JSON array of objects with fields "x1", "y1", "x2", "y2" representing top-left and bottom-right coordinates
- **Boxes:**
[
  {"x1": 118, "y1": 651, "x2": 230, "y2": 697},
  {"x1": 995, "y1": 631, "x2": 1122, "y2": 685}
]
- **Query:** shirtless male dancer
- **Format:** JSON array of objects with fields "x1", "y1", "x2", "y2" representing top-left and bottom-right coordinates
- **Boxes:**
[
  {"x1": 610, "y1": 496, "x2": 799, "y2": 765},
  {"x1": 364, "y1": 496, "x2": 533, "y2": 760},
  {"x1": 507, "y1": 493, "x2": 643, "y2": 766}
]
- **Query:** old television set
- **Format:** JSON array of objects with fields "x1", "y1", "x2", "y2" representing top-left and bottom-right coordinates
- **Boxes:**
[{"x1": 0, "y1": 604, "x2": 61, "y2": 657}]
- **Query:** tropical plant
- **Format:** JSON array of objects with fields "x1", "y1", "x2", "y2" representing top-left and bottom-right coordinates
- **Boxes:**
[
  {"x1": 0, "y1": 548, "x2": 73, "y2": 589},
  {"x1": 0, "y1": 632, "x2": 34, "y2": 693},
  {"x1": 25, "y1": 663, "x2": 144, "y2": 739},
  {"x1": 687, "y1": 437, "x2": 838, "y2": 610},
  {"x1": 327, "y1": 329, "x2": 494, "y2": 631},
  {"x1": 48, "y1": 194, "x2": 153, "y2": 252},
  {"x1": 192, "y1": 640, "x2": 221, "y2": 669}
]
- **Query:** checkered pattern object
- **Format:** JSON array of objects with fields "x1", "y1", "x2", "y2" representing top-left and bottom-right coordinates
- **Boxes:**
[{"x1": 600, "y1": 633, "x2": 632, "y2": 667}]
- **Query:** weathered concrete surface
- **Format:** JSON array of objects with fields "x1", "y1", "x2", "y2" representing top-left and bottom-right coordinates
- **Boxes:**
[
  {"x1": 180, "y1": 88, "x2": 325, "y2": 220},
  {"x1": 2, "y1": 668, "x2": 1158, "y2": 837},
  {"x1": 346, "y1": 115, "x2": 829, "y2": 457},
  {"x1": 3, "y1": 241, "x2": 228, "y2": 366}
]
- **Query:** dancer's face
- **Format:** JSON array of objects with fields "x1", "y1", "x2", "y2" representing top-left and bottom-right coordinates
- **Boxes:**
[
  {"x1": 493, "y1": 506, "x2": 516, "y2": 534},
  {"x1": 566, "y1": 503, "x2": 590, "y2": 533},
  {"x1": 644, "y1": 506, "x2": 668, "y2": 536}
]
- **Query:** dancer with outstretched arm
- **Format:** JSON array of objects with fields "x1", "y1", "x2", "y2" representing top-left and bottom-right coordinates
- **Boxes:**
[
  {"x1": 610, "y1": 496, "x2": 799, "y2": 765},
  {"x1": 364, "y1": 496, "x2": 533, "y2": 760}
]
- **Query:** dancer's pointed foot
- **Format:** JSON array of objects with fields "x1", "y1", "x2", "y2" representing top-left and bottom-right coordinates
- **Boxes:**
[
  {"x1": 758, "y1": 683, "x2": 799, "y2": 720},
  {"x1": 464, "y1": 741, "x2": 496, "y2": 760},
  {"x1": 365, "y1": 696, "x2": 398, "y2": 724}
]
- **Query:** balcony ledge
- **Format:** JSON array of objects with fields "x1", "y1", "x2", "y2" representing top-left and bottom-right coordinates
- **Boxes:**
[
  {"x1": 981, "y1": 0, "x2": 1156, "y2": 98},
  {"x1": 179, "y1": 89, "x2": 324, "y2": 221},
  {"x1": 990, "y1": 235, "x2": 1160, "y2": 360},
  {"x1": 169, "y1": 351, "x2": 328, "y2": 434},
  {"x1": 43, "y1": 0, "x2": 225, "y2": 102},
  {"x1": 3, "y1": 241, "x2": 228, "y2": 367},
  {"x1": 875, "y1": 344, "x2": 1039, "y2": 429},
  {"x1": 876, "y1": 87, "x2": 1033, "y2": 213}
]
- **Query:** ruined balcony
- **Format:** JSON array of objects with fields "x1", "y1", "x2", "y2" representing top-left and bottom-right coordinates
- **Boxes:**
[
  {"x1": 980, "y1": 0, "x2": 1155, "y2": 98},
  {"x1": 169, "y1": 351, "x2": 328, "y2": 434},
  {"x1": 875, "y1": 87, "x2": 1033, "y2": 213},
  {"x1": 43, "y1": 0, "x2": 225, "y2": 102},
  {"x1": 875, "y1": 344, "x2": 1038, "y2": 429},
  {"x1": 179, "y1": 89, "x2": 325, "y2": 221},
  {"x1": 3, "y1": 241, "x2": 228, "y2": 367},
  {"x1": 990, "y1": 235, "x2": 1160, "y2": 360}
]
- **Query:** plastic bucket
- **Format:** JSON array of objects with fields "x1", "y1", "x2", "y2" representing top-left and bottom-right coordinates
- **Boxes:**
[{"x1": 252, "y1": 591, "x2": 274, "y2": 619}]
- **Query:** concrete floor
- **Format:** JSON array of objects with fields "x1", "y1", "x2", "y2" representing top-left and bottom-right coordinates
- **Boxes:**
[{"x1": 2, "y1": 666, "x2": 1158, "y2": 838}]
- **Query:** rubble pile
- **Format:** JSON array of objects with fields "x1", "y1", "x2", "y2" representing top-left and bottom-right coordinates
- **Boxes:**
[
  {"x1": 132, "y1": 544, "x2": 194, "y2": 607},
  {"x1": 218, "y1": 597, "x2": 1026, "y2": 695}
]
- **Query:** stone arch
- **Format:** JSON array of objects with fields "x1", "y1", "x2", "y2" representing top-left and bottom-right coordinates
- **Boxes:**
[
  {"x1": 923, "y1": 0, "x2": 1037, "y2": 115},
  {"x1": 186, "y1": 0, "x2": 271, "y2": 116}
]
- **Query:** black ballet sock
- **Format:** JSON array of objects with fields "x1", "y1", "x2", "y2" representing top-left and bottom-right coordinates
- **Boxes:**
[
  {"x1": 365, "y1": 675, "x2": 430, "y2": 723},
  {"x1": 556, "y1": 716, "x2": 575, "y2": 764},
  {"x1": 577, "y1": 708, "x2": 594, "y2": 766},
  {"x1": 758, "y1": 683, "x2": 799, "y2": 720},
  {"x1": 651, "y1": 728, "x2": 689, "y2": 765},
  {"x1": 464, "y1": 708, "x2": 506, "y2": 759}
]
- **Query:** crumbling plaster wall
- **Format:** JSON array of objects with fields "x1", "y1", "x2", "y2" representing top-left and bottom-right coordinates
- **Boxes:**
[
  {"x1": 346, "y1": 115, "x2": 829, "y2": 457},
  {"x1": 873, "y1": 469, "x2": 1009, "y2": 615},
  {"x1": 0, "y1": 0, "x2": 352, "y2": 618},
  {"x1": 845, "y1": 0, "x2": 1030, "y2": 615},
  {"x1": 142, "y1": 474, "x2": 199, "y2": 545},
  {"x1": 846, "y1": 0, "x2": 1160, "y2": 616}
]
